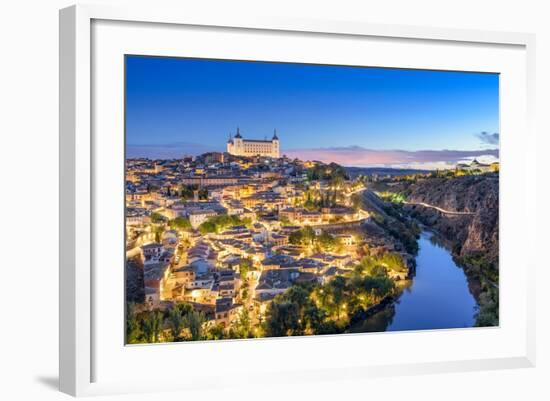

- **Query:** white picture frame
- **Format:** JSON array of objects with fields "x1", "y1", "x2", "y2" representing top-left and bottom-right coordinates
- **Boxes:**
[{"x1": 59, "y1": 4, "x2": 536, "y2": 397}]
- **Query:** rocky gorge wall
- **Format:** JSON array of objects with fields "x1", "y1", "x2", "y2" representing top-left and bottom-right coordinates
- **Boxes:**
[{"x1": 402, "y1": 175, "x2": 499, "y2": 274}]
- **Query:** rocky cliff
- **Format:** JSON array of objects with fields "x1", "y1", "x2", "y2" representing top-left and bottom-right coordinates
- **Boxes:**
[{"x1": 402, "y1": 175, "x2": 499, "y2": 273}]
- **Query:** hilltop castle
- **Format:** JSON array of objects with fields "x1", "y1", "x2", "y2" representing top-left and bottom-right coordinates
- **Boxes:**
[{"x1": 227, "y1": 128, "x2": 280, "y2": 158}]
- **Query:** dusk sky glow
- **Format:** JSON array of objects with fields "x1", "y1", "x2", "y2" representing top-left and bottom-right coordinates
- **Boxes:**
[{"x1": 126, "y1": 56, "x2": 499, "y2": 169}]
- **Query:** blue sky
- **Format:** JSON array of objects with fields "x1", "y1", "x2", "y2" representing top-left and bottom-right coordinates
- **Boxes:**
[{"x1": 126, "y1": 56, "x2": 499, "y2": 168}]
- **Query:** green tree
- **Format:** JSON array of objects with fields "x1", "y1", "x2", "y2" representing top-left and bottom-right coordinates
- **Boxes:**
[
  {"x1": 355, "y1": 253, "x2": 407, "y2": 277},
  {"x1": 264, "y1": 301, "x2": 301, "y2": 337},
  {"x1": 180, "y1": 185, "x2": 194, "y2": 199},
  {"x1": 328, "y1": 276, "x2": 347, "y2": 320},
  {"x1": 264, "y1": 283, "x2": 320, "y2": 337},
  {"x1": 150, "y1": 212, "x2": 165, "y2": 223},
  {"x1": 241, "y1": 286, "x2": 249, "y2": 301},
  {"x1": 239, "y1": 258, "x2": 253, "y2": 279},
  {"x1": 279, "y1": 215, "x2": 291, "y2": 225},
  {"x1": 184, "y1": 310, "x2": 205, "y2": 341},
  {"x1": 289, "y1": 226, "x2": 341, "y2": 252},
  {"x1": 306, "y1": 162, "x2": 348, "y2": 182},
  {"x1": 169, "y1": 217, "x2": 192, "y2": 231},
  {"x1": 153, "y1": 225, "x2": 165, "y2": 243},
  {"x1": 288, "y1": 230, "x2": 303, "y2": 245},
  {"x1": 263, "y1": 271, "x2": 396, "y2": 338},
  {"x1": 142, "y1": 310, "x2": 163, "y2": 343},
  {"x1": 475, "y1": 288, "x2": 499, "y2": 327},
  {"x1": 241, "y1": 217, "x2": 253, "y2": 228},
  {"x1": 198, "y1": 220, "x2": 217, "y2": 234},
  {"x1": 126, "y1": 303, "x2": 143, "y2": 344},
  {"x1": 198, "y1": 187, "x2": 208, "y2": 200},
  {"x1": 207, "y1": 324, "x2": 226, "y2": 340},
  {"x1": 167, "y1": 303, "x2": 192, "y2": 341},
  {"x1": 317, "y1": 232, "x2": 342, "y2": 252},
  {"x1": 199, "y1": 214, "x2": 244, "y2": 234},
  {"x1": 234, "y1": 308, "x2": 253, "y2": 338}
]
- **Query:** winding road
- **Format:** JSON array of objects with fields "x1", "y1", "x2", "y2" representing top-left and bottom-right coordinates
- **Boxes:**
[
  {"x1": 403, "y1": 201, "x2": 475, "y2": 216},
  {"x1": 349, "y1": 185, "x2": 474, "y2": 217}
]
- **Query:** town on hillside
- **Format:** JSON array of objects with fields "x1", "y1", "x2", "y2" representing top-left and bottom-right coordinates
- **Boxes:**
[{"x1": 125, "y1": 132, "x2": 498, "y2": 343}]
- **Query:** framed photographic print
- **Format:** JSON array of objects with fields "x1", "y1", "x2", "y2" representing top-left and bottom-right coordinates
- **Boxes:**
[{"x1": 59, "y1": 4, "x2": 536, "y2": 397}]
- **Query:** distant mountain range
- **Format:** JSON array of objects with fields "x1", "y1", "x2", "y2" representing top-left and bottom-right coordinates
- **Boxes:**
[{"x1": 345, "y1": 166, "x2": 431, "y2": 178}]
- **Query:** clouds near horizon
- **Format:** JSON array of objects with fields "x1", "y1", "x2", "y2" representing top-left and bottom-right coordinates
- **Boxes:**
[
  {"x1": 127, "y1": 141, "x2": 499, "y2": 169},
  {"x1": 283, "y1": 146, "x2": 499, "y2": 169},
  {"x1": 475, "y1": 131, "x2": 499, "y2": 145}
]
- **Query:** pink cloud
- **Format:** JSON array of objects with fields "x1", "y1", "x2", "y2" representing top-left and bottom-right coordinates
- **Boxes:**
[{"x1": 282, "y1": 146, "x2": 499, "y2": 169}]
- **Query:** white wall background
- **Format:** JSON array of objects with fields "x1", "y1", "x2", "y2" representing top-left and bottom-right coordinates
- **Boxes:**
[{"x1": 0, "y1": 0, "x2": 547, "y2": 400}]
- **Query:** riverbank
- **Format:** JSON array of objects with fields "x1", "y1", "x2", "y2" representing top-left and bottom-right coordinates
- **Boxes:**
[
  {"x1": 348, "y1": 230, "x2": 479, "y2": 333},
  {"x1": 367, "y1": 175, "x2": 499, "y2": 327},
  {"x1": 410, "y1": 223, "x2": 499, "y2": 327}
]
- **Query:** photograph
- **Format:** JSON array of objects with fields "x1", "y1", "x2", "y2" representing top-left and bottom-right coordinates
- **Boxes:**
[
  {"x1": 124, "y1": 55, "x2": 500, "y2": 344},
  {"x1": 2, "y1": 0, "x2": 545, "y2": 399}
]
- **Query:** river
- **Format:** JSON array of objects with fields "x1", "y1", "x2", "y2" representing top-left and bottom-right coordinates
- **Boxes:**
[{"x1": 349, "y1": 230, "x2": 479, "y2": 333}]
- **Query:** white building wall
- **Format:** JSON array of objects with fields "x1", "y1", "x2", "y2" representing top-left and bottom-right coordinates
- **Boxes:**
[{"x1": 227, "y1": 136, "x2": 280, "y2": 158}]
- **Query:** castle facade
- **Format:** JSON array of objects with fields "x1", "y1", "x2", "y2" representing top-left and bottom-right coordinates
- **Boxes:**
[{"x1": 227, "y1": 128, "x2": 280, "y2": 158}]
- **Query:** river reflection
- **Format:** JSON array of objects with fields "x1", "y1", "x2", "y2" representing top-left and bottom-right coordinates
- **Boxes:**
[{"x1": 349, "y1": 230, "x2": 478, "y2": 333}]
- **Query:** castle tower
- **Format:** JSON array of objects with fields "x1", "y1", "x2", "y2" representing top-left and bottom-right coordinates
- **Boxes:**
[
  {"x1": 226, "y1": 132, "x2": 233, "y2": 154},
  {"x1": 272, "y1": 129, "x2": 280, "y2": 158},
  {"x1": 234, "y1": 127, "x2": 243, "y2": 155}
]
